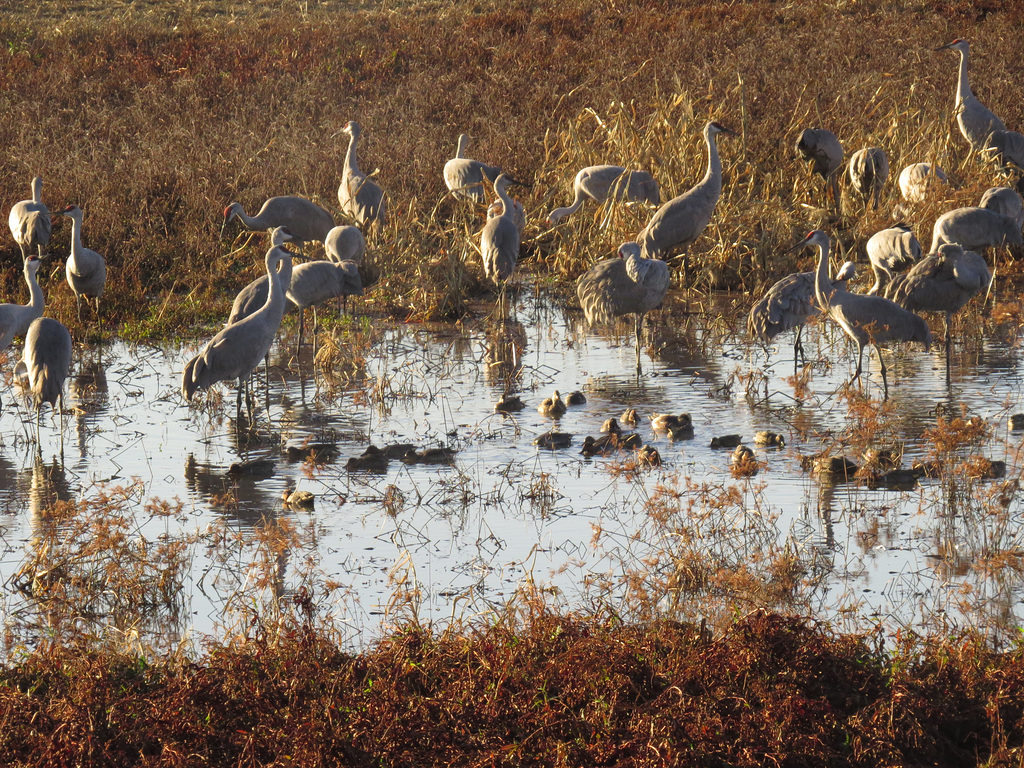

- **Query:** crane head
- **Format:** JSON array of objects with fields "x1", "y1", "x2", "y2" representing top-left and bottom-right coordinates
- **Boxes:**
[
  {"x1": 936, "y1": 39, "x2": 968, "y2": 53},
  {"x1": 708, "y1": 121, "x2": 737, "y2": 138},
  {"x1": 343, "y1": 120, "x2": 361, "y2": 137},
  {"x1": 786, "y1": 230, "x2": 828, "y2": 253},
  {"x1": 58, "y1": 204, "x2": 81, "y2": 219}
]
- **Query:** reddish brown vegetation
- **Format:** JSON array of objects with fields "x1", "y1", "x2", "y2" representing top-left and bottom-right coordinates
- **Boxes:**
[{"x1": 2, "y1": 610, "x2": 1024, "y2": 766}]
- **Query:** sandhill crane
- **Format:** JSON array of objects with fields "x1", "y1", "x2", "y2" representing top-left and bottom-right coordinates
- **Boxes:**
[
  {"x1": 979, "y1": 187, "x2": 1024, "y2": 228},
  {"x1": 897, "y1": 163, "x2": 949, "y2": 203},
  {"x1": 866, "y1": 224, "x2": 922, "y2": 295},
  {"x1": 286, "y1": 259, "x2": 363, "y2": 355},
  {"x1": 747, "y1": 260, "x2": 855, "y2": 365},
  {"x1": 930, "y1": 206, "x2": 1023, "y2": 252},
  {"x1": 223, "y1": 196, "x2": 334, "y2": 252},
  {"x1": 487, "y1": 197, "x2": 526, "y2": 235},
  {"x1": 182, "y1": 245, "x2": 292, "y2": 420},
  {"x1": 338, "y1": 120, "x2": 386, "y2": 233},
  {"x1": 324, "y1": 224, "x2": 366, "y2": 265},
  {"x1": 887, "y1": 243, "x2": 990, "y2": 371},
  {"x1": 848, "y1": 147, "x2": 889, "y2": 210},
  {"x1": 56, "y1": 205, "x2": 106, "y2": 321},
  {"x1": 228, "y1": 227, "x2": 297, "y2": 326},
  {"x1": 15, "y1": 316, "x2": 72, "y2": 444},
  {"x1": 547, "y1": 165, "x2": 661, "y2": 224},
  {"x1": 937, "y1": 39, "x2": 1006, "y2": 149},
  {"x1": 0, "y1": 254, "x2": 44, "y2": 350},
  {"x1": 797, "y1": 230, "x2": 931, "y2": 397},
  {"x1": 8, "y1": 175, "x2": 51, "y2": 262},
  {"x1": 638, "y1": 121, "x2": 735, "y2": 282},
  {"x1": 984, "y1": 130, "x2": 1024, "y2": 172},
  {"x1": 795, "y1": 128, "x2": 843, "y2": 207},
  {"x1": 480, "y1": 174, "x2": 520, "y2": 284},
  {"x1": 577, "y1": 242, "x2": 670, "y2": 373},
  {"x1": 444, "y1": 134, "x2": 502, "y2": 203}
]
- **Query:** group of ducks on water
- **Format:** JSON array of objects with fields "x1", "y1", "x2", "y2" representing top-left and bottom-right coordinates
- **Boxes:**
[{"x1": 4, "y1": 38, "x2": 1024, "y2": 445}]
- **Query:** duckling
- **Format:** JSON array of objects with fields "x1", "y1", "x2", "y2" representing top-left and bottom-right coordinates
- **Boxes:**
[
  {"x1": 730, "y1": 445, "x2": 758, "y2": 476},
  {"x1": 566, "y1": 390, "x2": 587, "y2": 406},
  {"x1": 282, "y1": 487, "x2": 315, "y2": 509},
  {"x1": 538, "y1": 390, "x2": 567, "y2": 417},
  {"x1": 346, "y1": 445, "x2": 389, "y2": 472},
  {"x1": 753, "y1": 431, "x2": 785, "y2": 448},
  {"x1": 495, "y1": 393, "x2": 526, "y2": 413},
  {"x1": 402, "y1": 447, "x2": 458, "y2": 464},
  {"x1": 812, "y1": 455, "x2": 859, "y2": 483},
  {"x1": 620, "y1": 408, "x2": 639, "y2": 426},
  {"x1": 581, "y1": 434, "x2": 616, "y2": 456},
  {"x1": 650, "y1": 413, "x2": 693, "y2": 438},
  {"x1": 601, "y1": 417, "x2": 622, "y2": 434},
  {"x1": 637, "y1": 444, "x2": 662, "y2": 467},
  {"x1": 710, "y1": 434, "x2": 742, "y2": 449},
  {"x1": 534, "y1": 431, "x2": 573, "y2": 450}
]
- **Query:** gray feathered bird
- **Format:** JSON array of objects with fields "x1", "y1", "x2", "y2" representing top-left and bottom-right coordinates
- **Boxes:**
[
  {"x1": 480, "y1": 174, "x2": 521, "y2": 284},
  {"x1": 15, "y1": 316, "x2": 72, "y2": 442},
  {"x1": 887, "y1": 243, "x2": 990, "y2": 370},
  {"x1": 848, "y1": 147, "x2": 889, "y2": 210},
  {"x1": 338, "y1": 120, "x2": 386, "y2": 233},
  {"x1": 577, "y1": 242, "x2": 670, "y2": 372},
  {"x1": 747, "y1": 260, "x2": 855, "y2": 364},
  {"x1": 287, "y1": 259, "x2": 363, "y2": 354},
  {"x1": 182, "y1": 245, "x2": 292, "y2": 419},
  {"x1": 866, "y1": 224, "x2": 922, "y2": 296},
  {"x1": 548, "y1": 165, "x2": 660, "y2": 224},
  {"x1": 798, "y1": 230, "x2": 931, "y2": 396},
  {"x1": 897, "y1": 163, "x2": 949, "y2": 204},
  {"x1": 57, "y1": 205, "x2": 106, "y2": 321},
  {"x1": 444, "y1": 134, "x2": 503, "y2": 203},
  {"x1": 937, "y1": 39, "x2": 1006, "y2": 149},
  {"x1": 795, "y1": 128, "x2": 843, "y2": 207},
  {"x1": 8, "y1": 175, "x2": 51, "y2": 262},
  {"x1": 223, "y1": 196, "x2": 334, "y2": 253},
  {"x1": 637, "y1": 121, "x2": 735, "y2": 282},
  {"x1": 930, "y1": 206, "x2": 1023, "y2": 252},
  {"x1": 0, "y1": 254, "x2": 44, "y2": 350}
]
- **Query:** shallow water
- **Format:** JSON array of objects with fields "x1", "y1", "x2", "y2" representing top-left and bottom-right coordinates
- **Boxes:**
[{"x1": 2, "y1": 283, "x2": 1023, "y2": 651}]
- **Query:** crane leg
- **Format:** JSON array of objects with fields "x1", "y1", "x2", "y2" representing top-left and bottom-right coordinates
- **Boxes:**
[
  {"x1": 794, "y1": 326, "x2": 805, "y2": 367},
  {"x1": 945, "y1": 314, "x2": 952, "y2": 384},
  {"x1": 851, "y1": 346, "x2": 864, "y2": 386},
  {"x1": 312, "y1": 306, "x2": 319, "y2": 359},
  {"x1": 878, "y1": 351, "x2": 889, "y2": 400},
  {"x1": 634, "y1": 315, "x2": 643, "y2": 375},
  {"x1": 296, "y1": 309, "x2": 305, "y2": 359}
]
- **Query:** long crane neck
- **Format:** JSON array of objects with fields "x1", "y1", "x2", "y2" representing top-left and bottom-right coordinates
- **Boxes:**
[
  {"x1": 23, "y1": 263, "x2": 43, "y2": 312},
  {"x1": 549, "y1": 187, "x2": 586, "y2": 223},
  {"x1": 68, "y1": 213, "x2": 86, "y2": 268},
  {"x1": 955, "y1": 47, "x2": 973, "y2": 104},
  {"x1": 260, "y1": 251, "x2": 287, "y2": 319},
  {"x1": 813, "y1": 238, "x2": 834, "y2": 313},
  {"x1": 697, "y1": 128, "x2": 723, "y2": 200},
  {"x1": 495, "y1": 181, "x2": 514, "y2": 220},
  {"x1": 345, "y1": 130, "x2": 361, "y2": 177}
]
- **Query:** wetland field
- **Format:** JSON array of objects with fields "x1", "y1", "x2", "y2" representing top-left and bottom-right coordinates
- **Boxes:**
[{"x1": 4, "y1": 0, "x2": 1024, "y2": 764}]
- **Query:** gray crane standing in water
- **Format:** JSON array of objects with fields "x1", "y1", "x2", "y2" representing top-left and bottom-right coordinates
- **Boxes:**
[
  {"x1": 0, "y1": 254, "x2": 44, "y2": 350},
  {"x1": 929, "y1": 206, "x2": 1023, "y2": 252},
  {"x1": 228, "y1": 227, "x2": 297, "y2": 396},
  {"x1": 287, "y1": 259, "x2": 363, "y2": 356},
  {"x1": 15, "y1": 316, "x2": 72, "y2": 447},
  {"x1": 223, "y1": 196, "x2": 334, "y2": 253},
  {"x1": 937, "y1": 39, "x2": 1006, "y2": 149},
  {"x1": 897, "y1": 163, "x2": 949, "y2": 203},
  {"x1": 338, "y1": 120, "x2": 387, "y2": 234},
  {"x1": 8, "y1": 175, "x2": 51, "y2": 262},
  {"x1": 848, "y1": 147, "x2": 889, "y2": 210},
  {"x1": 796, "y1": 230, "x2": 931, "y2": 397},
  {"x1": 795, "y1": 128, "x2": 843, "y2": 208},
  {"x1": 866, "y1": 224, "x2": 922, "y2": 295},
  {"x1": 480, "y1": 174, "x2": 520, "y2": 285},
  {"x1": 637, "y1": 121, "x2": 735, "y2": 284},
  {"x1": 444, "y1": 134, "x2": 503, "y2": 203},
  {"x1": 887, "y1": 243, "x2": 990, "y2": 373},
  {"x1": 576, "y1": 242, "x2": 670, "y2": 374},
  {"x1": 57, "y1": 205, "x2": 107, "y2": 321},
  {"x1": 747, "y1": 259, "x2": 855, "y2": 366},
  {"x1": 182, "y1": 245, "x2": 292, "y2": 421},
  {"x1": 547, "y1": 165, "x2": 661, "y2": 224}
]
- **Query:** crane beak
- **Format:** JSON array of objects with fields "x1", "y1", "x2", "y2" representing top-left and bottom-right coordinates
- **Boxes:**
[{"x1": 935, "y1": 42, "x2": 952, "y2": 51}]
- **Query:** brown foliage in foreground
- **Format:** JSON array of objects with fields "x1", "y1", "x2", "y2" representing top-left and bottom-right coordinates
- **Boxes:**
[
  {"x1": 2, "y1": 1, "x2": 1024, "y2": 334},
  {"x1": 1, "y1": 611, "x2": 1024, "y2": 766}
]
